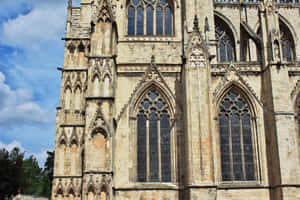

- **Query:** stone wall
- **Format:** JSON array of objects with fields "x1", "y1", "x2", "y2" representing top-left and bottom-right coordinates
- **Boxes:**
[{"x1": 52, "y1": 0, "x2": 300, "y2": 199}]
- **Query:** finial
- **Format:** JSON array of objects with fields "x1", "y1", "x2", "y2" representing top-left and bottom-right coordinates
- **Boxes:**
[
  {"x1": 151, "y1": 55, "x2": 155, "y2": 64},
  {"x1": 205, "y1": 17, "x2": 209, "y2": 32},
  {"x1": 68, "y1": 0, "x2": 72, "y2": 8},
  {"x1": 193, "y1": 15, "x2": 199, "y2": 32}
]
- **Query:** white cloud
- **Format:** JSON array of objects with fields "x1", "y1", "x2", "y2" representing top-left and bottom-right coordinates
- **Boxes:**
[
  {"x1": 34, "y1": 149, "x2": 50, "y2": 168},
  {"x1": 0, "y1": 140, "x2": 25, "y2": 152},
  {"x1": 0, "y1": 72, "x2": 47, "y2": 125},
  {"x1": 0, "y1": 140, "x2": 50, "y2": 167},
  {"x1": 1, "y1": 0, "x2": 67, "y2": 48}
]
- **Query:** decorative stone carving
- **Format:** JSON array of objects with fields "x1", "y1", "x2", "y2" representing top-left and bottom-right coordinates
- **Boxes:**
[
  {"x1": 186, "y1": 15, "x2": 208, "y2": 68},
  {"x1": 89, "y1": 104, "x2": 110, "y2": 137},
  {"x1": 213, "y1": 64, "x2": 262, "y2": 106},
  {"x1": 116, "y1": 56, "x2": 175, "y2": 122},
  {"x1": 58, "y1": 128, "x2": 68, "y2": 146},
  {"x1": 70, "y1": 128, "x2": 79, "y2": 147}
]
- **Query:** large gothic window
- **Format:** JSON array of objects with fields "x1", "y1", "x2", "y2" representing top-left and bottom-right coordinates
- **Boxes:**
[
  {"x1": 127, "y1": 0, "x2": 173, "y2": 36},
  {"x1": 137, "y1": 89, "x2": 171, "y2": 182},
  {"x1": 215, "y1": 16, "x2": 235, "y2": 62},
  {"x1": 218, "y1": 90, "x2": 256, "y2": 181},
  {"x1": 279, "y1": 21, "x2": 295, "y2": 62}
]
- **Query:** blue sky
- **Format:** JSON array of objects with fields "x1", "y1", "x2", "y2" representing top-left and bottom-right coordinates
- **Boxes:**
[{"x1": 0, "y1": 0, "x2": 81, "y2": 166}]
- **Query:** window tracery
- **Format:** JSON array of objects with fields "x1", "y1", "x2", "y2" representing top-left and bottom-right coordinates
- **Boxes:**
[
  {"x1": 137, "y1": 89, "x2": 171, "y2": 182},
  {"x1": 280, "y1": 21, "x2": 295, "y2": 62},
  {"x1": 215, "y1": 16, "x2": 235, "y2": 62},
  {"x1": 218, "y1": 90, "x2": 256, "y2": 181},
  {"x1": 127, "y1": 0, "x2": 173, "y2": 36}
]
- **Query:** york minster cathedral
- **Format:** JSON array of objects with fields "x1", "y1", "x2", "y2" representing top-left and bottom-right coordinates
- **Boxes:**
[{"x1": 52, "y1": 0, "x2": 300, "y2": 199}]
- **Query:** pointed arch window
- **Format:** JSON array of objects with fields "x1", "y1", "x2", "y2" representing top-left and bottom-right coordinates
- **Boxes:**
[
  {"x1": 215, "y1": 16, "x2": 235, "y2": 62},
  {"x1": 137, "y1": 89, "x2": 171, "y2": 182},
  {"x1": 218, "y1": 90, "x2": 256, "y2": 181},
  {"x1": 127, "y1": 0, "x2": 173, "y2": 36},
  {"x1": 280, "y1": 21, "x2": 295, "y2": 62}
]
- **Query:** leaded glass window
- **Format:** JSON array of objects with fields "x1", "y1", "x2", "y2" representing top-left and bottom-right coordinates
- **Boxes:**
[
  {"x1": 137, "y1": 89, "x2": 171, "y2": 182},
  {"x1": 218, "y1": 90, "x2": 256, "y2": 181},
  {"x1": 280, "y1": 21, "x2": 295, "y2": 62},
  {"x1": 127, "y1": 0, "x2": 173, "y2": 36},
  {"x1": 215, "y1": 16, "x2": 235, "y2": 62}
]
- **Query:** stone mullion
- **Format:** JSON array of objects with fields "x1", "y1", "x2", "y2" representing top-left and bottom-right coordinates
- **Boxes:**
[
  {"x1": 146, "y1": 118, "x2": 150, "y2": 182},
  {"x1": 158, "y1": 117, "x2": 162, "y2": 182}
]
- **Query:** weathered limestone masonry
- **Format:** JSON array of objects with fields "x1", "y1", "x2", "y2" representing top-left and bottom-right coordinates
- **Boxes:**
[{"x1": 52, "y1": 0, "x2": 300, "y2": 199}]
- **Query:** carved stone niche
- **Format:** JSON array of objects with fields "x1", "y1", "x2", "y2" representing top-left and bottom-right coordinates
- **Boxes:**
[
  {"x1": 190, "y1": 48, "x2": 206, "y2": 68},
  {"x1": 90, "y1": 127, "x2": 109, "y2": 169}
]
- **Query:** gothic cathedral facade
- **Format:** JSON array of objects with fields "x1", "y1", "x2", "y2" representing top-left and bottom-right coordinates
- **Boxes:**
[{"x1": 52, "y1": 0, "x2": 300, "y2": 199}]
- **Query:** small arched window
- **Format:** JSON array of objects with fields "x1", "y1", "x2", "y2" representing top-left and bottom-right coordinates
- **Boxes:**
[
  {"x1": 279, "y1": 21, "x2": 295, "y2": 62},
  {"x1": 137, "y1": 89, "x2": 171, "y2": 182},
  {"x1": 218, "y1": 90, "x2": 256, "y2": 181},
  {"x1": 127, "y1": 0, "x2": 173, "y2": 36},
  {"x1": 215, "y1": 16, "x2": 235, "y2": 62}
]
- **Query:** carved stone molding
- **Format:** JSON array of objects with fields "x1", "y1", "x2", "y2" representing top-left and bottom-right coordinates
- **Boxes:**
[
  {"x1": 213, "y1": 64, "x2": 262, "y2": 106},
  {"x1": 116, "y1": 57, "x2": 175, "y2": 122},
  {"x1": 89, "y1": 103, "x2": 110, "y2": 137}
]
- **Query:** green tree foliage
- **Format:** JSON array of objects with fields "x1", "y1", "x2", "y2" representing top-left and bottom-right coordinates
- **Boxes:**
[
  {"x1": 0, "y1": 148, "x2": 54, "y2": 199},
  {"x1": 0, "y1": 148, "x2": 24, "y2": 199},
  {"x1": 43, "y1": 151, "x2": 54, "y2": 197}
]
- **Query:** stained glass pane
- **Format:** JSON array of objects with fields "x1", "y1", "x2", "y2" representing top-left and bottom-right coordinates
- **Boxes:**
[
  {"x1": 215, "y1": 17, "x2": 235, "y2": 63},
  {"x1": 231, "y1": 113, "x2": 242, "y2": 181},
  {"x1": 219, "y1": 112, "x2": 231, "y2": 181},
  {"x1": 137, "y1": 89, "x2": 171, "y2": 182},
  {"x1": 137, "y1": 7, "x2": 144, "y2": 35},
  {"x1": 149, "y1": 110, "x2": 159, "y2": 182},
  {"x1": 128, "y1": 6, "x2": 135, "y2": 35},
  {"x1": 149, "y1": 91, "x2": 158, "y2": 101},
  {"x1": 132, "y1": 0, "x2": 139, "y2": 6},
  {"x1": 160, "y1": 112, "x2": 171, "y2": 182},
  {"x1": 165, "y1": 7, "x2": 172, "y2": 35},
  {"x1": 142, "y1": 99, "x2": 151, "y2": 109},
  {"x1": 147, "y1": 7, "x2": 153, "y2": 35},
  {"x1": 227, "y1": 43, "x2": 233, "y2": 62},
  {"x1": 219, "y1": 90, "x2": 256, "y2": 181},
  {"x1": 280, "y1": 21, "x2": 294, "y2": 62},
  {"x1": 137, "y1": 112, "x2": 147, "y2": 182},
  {"x1": 220, "y1": 43, "x2": 226, "y2": 62},
  {"x1": 160, "y1": 0, "x2": 166, "y2": 6},
  {"x1": 286, "y1": 43, "x2": 292, "y2": 62},
  {"x1": 242, "y1": 113, "x2": 255, "y2": 180},
  {"x1": 155, "y1": 99, "x2": 165, "y2": 110},
  {"x1": 156, "y1": 7, "x2": 163, "y2": 35}
]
